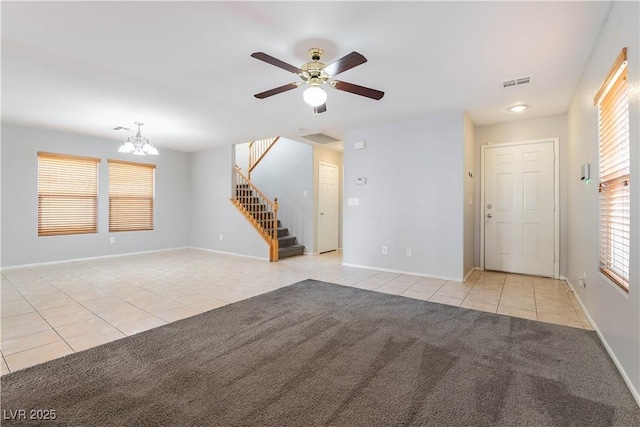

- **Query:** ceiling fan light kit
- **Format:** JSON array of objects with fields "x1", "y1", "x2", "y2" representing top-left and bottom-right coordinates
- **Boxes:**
[
  {"x1": 303, "y1": 85, "x2": 327, "y2": 107},
  {"x1": 251, "y1": 47, "x2": 384, "y2": 114}
]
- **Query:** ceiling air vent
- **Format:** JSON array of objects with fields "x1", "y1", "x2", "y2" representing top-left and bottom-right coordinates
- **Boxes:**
[
  {"x1": 301, "y1": 133, "x2": 341, "y2": 144},
  {"x1": 501, "y1": 76, "x2": 532, "y2": 89}
]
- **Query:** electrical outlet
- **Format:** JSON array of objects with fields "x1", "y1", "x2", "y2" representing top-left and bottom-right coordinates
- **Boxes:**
[
  {"x1": 406, "y1": 248, "x2": 412, "y2": 257},
  {"x1": 382, "y1": 246, "x2": 388, "y2": 255},
  {"x1": 109, "y1": 237, "x2": 115, "y2": 244},
  {"x1": 219, "y1": 234, "x2": 223, "y2": 241}
]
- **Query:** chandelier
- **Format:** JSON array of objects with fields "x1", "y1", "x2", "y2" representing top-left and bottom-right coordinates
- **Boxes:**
[{"x1": 118, "y1": 122, "x2": 159, "y2": 155}]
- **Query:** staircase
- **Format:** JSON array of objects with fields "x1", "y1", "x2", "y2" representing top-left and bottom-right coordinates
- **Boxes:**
[
  {"x1": 277, "y1": 221, "x2": 305, "y2": 259},
  {"x1": 231, "y1": 166, "x2": 304, "y2": 261}
]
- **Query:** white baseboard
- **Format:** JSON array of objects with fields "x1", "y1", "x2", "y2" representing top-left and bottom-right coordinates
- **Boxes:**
[
  {"x1": 189, "y1": 247, "x2": 269, "y2": 261},
  {"x1": 0, "y1": 247, "x2": 191, "y2": 271},
  {"x1": 564, "y1": 278, "x2": 640, "y2": 407},
  {"x1": 462, "y1": 267, "x2": 479, "y2": 283},
  {"x1": 341, "y1": 262, "x2": 463, "y2": 282}
]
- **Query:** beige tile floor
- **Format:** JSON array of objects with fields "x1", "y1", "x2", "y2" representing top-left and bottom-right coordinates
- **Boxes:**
[{"x1": 0, "y1": 249, "x2": 591, "y2": 375}]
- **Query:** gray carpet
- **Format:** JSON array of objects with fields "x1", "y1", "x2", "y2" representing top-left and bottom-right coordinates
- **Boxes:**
[{"x1": 1, "y1": 279, "x2": 638, "y2": 426}]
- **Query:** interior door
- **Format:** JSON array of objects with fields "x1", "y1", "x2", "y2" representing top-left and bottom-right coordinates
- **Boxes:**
[
  {"x1": 484, "y1": 141, "x2": 555, "y2": 277},
  {"x1": 318, "y1": 162, "x2": 339, "y2": 253}
]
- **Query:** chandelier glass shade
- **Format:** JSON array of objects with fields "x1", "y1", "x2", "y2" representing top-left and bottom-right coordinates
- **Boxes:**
[
  {"x1": 303, "y1": 85, "x2": 327, "y2": 107},
  {"x1": 118, "y1": 122, "x2": 159, "y2": 156}
]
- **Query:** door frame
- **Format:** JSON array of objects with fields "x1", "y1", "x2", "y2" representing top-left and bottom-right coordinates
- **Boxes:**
[{"x1": 480, "y1": 138, "x2": 560, "y2": 278}]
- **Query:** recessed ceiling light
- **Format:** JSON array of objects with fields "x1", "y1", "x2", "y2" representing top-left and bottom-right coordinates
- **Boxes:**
[{"x1": 509, "y1": 104, "x2": 528, "y2": 113}]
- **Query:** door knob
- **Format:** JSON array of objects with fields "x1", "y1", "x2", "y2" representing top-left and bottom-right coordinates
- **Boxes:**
[{"x1": 487, "y1": 213, "x2": 493, "y2": 218}]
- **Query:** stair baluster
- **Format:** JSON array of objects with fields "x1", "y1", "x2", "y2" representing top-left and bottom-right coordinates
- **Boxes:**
[
  {"x1": 231, "y1": 166, "x2": 279, "y2": 261},
  {"x1": 248, "y1": 136, "x2": 279, "y2": 179}
]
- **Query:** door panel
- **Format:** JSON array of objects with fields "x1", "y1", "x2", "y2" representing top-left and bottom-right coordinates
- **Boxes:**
[
  {"x1": 484, "y1": 141, "x2": 555, "y2": 277},
  {"x1": 497, "y1": 222, "x2": 512, "y2": 256},
  {"x1": 523, "y1": 224, "x2": 539, "y2": 257},
  {"x1": 523, "y1": 172, "x2": 539, "y2": 211},
  {"x1": 497, "y1": 173, "x2": 513, "y2": 211},
  {"x1": 318, "y1": 163, "x2": 339, "y2": 253}
]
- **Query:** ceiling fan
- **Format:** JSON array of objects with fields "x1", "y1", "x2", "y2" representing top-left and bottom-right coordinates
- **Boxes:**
[{"x1": 251, "y1": 48, "x2": 384, "y2": 114}]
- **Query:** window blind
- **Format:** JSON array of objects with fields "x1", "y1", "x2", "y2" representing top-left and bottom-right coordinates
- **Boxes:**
[
  {"x1": 595, "y1": 48, "x2": 629, "y2": 291},
  {"x1": 37, "y1": 152, "x2": 100, "y2": 236},
  {"x1": 108, "y1": 160, "x2": 155, "y2": 232}
]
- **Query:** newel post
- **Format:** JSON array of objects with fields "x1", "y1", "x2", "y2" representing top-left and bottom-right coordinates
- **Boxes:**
[{"x1": 271, "y1": 197, "x2": 279, "y2": 261}]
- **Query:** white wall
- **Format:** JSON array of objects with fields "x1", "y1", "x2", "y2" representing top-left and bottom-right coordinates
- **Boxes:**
[
  {"x1": 234, "y1": 142, "x2": 249, "y2": 174},
  {"x1": 474, "y1": 115, "x2": 568, "y2": 275},
  {"x1": 343, "y1": 112, "x2": 466, "y2": 280},
  {"x1": 189, "y1": 145, "x2": 268, "y2": 259},
  {"x1": 0, "y1": 123, "x2": 190, "y2": 267},
  {"x1": 249, "y1": 138, "x2": 314, "y2": 253},
  {"x1": 566, "y1": 1, "x2": 640, "y2": 400}
]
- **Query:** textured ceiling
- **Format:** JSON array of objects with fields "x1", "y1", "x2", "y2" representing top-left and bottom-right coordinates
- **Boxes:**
[{"x1": 1, "y1": 1, "x2": 612, "y2": 152}]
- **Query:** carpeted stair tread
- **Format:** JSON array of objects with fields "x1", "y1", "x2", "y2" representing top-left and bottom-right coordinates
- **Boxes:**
[
  {"x1": 278, "y1": 244, "x2": 304, "y2": 259},
  {"x1": 278, "y1": 235, "x2": 297, "y2": 248},
  {"x1": 277, "y1": 227, "x2": 289, "y2": 238}
]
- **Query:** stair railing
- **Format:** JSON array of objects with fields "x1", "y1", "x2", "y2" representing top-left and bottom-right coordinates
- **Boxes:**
[
  {"x1": 248, "y1": 136, "x2": 279, "y2": 179},
  {"x1": 231, "y1": 166, "x2": 279, "y2": 261}
]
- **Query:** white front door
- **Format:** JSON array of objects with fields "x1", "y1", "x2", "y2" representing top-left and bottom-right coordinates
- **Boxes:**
[
  {"x1": 483, "y1": 140, "x2": 556, "y2": 277},
  {"x1": 318, "y1": 162, "x2": 339, "y2": 253}
]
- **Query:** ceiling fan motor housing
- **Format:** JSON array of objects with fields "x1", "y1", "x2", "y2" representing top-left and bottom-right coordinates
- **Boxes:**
[{"x1": 301, "y1": 48, "x2": 329, "y2": 81}]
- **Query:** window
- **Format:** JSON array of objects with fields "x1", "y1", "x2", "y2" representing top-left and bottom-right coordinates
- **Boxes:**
[
  {"x1": 37, "y1": 152, "x2": 100, "y2": 236},
  {"x1": 108, "y1": 160, "x2": 155, "y2": 232},
  {"x1": 594, "y1": 47, "x2": 630, "y2": 291}
]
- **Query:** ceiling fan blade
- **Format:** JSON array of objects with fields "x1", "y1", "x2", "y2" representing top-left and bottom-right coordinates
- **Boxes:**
[
  {"x1": 314, "y1": 103, "x2": 327, "y2": 114},
  {"x1": 251, "y1": 52, "x2": 303, "y2": 74},
  {"x1": 332, "y1": 80, "x2": 384, "y2": 100},
  {"x1": 323, "y1": 52, "x2": 367, "y2": 77},
  {"x1": 254, "y1": 83, "x2": 299, "y2": 99}
]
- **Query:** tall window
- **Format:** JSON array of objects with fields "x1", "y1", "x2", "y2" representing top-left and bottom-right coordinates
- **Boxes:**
[
  {"x1": 108, "y1": 160, "x2": 155, "y2": 232},
  {"x1": 594, "y1": 47, "x2": 630, "y2": 291},
  {"x1": 38, "y1": 152, "x2": 100, "y2": 236}
]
